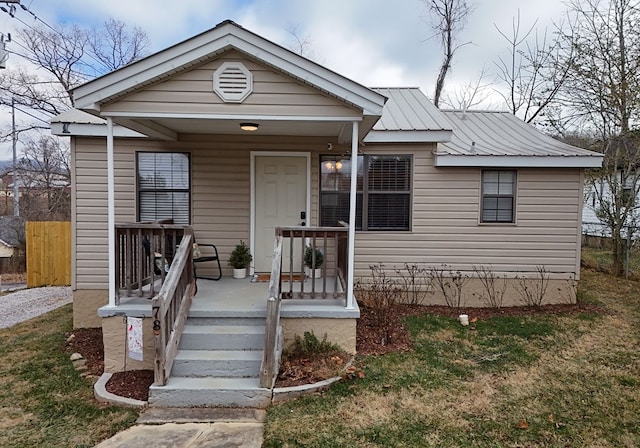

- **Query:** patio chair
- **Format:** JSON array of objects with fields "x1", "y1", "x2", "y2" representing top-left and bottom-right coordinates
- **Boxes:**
[{"x1": 192, "y1": 242, "x2": 222, "y2": 281}]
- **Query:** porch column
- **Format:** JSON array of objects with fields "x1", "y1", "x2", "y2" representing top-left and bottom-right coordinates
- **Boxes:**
[
  {"x1": 346, "y1": 120, "x2": 359, "y2": 310},
  {"x1": 106, "y1": 118, "x2": 116, "y2": 307}
]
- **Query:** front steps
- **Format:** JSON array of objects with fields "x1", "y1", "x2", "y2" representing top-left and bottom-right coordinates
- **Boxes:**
[{"x1": 149, "y1": 312, "x2": 278, "y2": 409}]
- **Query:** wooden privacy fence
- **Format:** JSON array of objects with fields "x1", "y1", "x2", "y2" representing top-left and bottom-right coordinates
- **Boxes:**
[{"x1": 26, "y1": 221, "x2": 71, "y2": 287}]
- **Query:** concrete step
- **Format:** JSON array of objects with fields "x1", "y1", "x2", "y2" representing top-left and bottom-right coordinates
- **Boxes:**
[
  {"x1": 149, "y1": 377, "x2": 272, "y2": 408},
  {"x1": 180, "y1": 325, "x2": 265, "y2": 351},
  {"x1": 172, "y1": 350, "x2": 262, "y2": 378},
  {"x1": 185, "y1": 316, "x2": 267, "y2": 327}
]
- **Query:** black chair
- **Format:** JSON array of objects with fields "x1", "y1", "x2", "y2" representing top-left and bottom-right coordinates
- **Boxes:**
[{"x1": 192, "y1": 242, "x2": 222, "y2": 281}]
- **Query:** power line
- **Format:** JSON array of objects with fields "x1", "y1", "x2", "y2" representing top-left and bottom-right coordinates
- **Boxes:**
[
  {"x1": 13, "y1": 104, "x2": 51, "y2": 124},
  {"x1": 0, "y1": 3, "x2": 111, "y2": 75}
]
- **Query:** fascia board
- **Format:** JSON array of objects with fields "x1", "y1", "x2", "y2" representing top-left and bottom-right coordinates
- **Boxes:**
[
  {"x1": 73, "y1": 25, "x2": 386, "y2": 116},
  {"x1": 50, "y1": 122, "x2": 146, "y2": 138},
  {"x1": 434, "y1": 154, "x2": 604, "y2": 168}
]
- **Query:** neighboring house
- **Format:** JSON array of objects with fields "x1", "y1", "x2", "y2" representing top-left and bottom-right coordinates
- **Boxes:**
[
  {"x1": 0, "y1": 216, "x2": 22, "y2": 260},
  {"x1": 51, "y1": 20, "x2": 602, "y2": 406},
  {"x1": 582, "y1": 173, "x2": 640, "y2": 238}
]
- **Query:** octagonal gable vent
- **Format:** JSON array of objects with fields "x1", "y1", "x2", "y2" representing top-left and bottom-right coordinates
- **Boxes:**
[{"x1": 213, "y1": 62, "x2": 253, "y2": 103}]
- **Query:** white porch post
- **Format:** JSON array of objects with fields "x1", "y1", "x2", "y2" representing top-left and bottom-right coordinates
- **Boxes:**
[
  {"x1": 346, "y1": 121, "x2": 359, "y2": 310},
  {"x1": 107, "y1": 118, "x2": 116, "y2": 307}
]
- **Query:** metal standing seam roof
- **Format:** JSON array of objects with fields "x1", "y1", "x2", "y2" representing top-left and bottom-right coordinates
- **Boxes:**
[
  {"x1": 439, "y1": 110, "x2": 601, "y2": 158},
  {"x1": 371, "y1": 87, "x2": 452, "y2": 132}
]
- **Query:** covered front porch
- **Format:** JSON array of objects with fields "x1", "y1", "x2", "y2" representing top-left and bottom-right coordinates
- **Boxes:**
[{"x1": 99, "y1": 222, "x2": 358, "y2": 406}]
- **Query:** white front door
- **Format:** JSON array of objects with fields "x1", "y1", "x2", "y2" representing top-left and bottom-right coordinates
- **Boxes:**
[{"x1": 254, "y1": 155, "x2": 308, "y2": 272}]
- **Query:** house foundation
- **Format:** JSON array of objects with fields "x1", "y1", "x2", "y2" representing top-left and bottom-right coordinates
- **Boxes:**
[
  {"x1": 73, "y1": 290, "x2": 108, "y2": 328},
  {"x1": 102, "y1": 315, "x2": 156, "y2": 373}
]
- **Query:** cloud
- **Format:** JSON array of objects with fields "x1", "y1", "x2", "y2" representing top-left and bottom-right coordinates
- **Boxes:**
[{"x1": 0, "y1": 0, "x2": 575, "y2": 159}]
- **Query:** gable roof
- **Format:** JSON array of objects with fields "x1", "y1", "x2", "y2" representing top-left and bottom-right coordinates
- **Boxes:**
[
  {"x1": 72, "y1": 20, "x2": 386, "y2": 119},
  {"x1": 364, "y1": 88, "x2": 452, "y2": 143},
  {"x1": 435, "y1": 110, "x2": 604, "y2": 168}
]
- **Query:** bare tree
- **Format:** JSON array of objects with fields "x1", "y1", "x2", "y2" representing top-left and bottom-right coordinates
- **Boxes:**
[
  {"x1": 15, "y1": 134, "x2": 71, "y2": 221},
  {"x1": 0, "y1": 18, "x2": 149, "y2": 138},
  {"x1": 440, "y1": 67, "x2": 494, "y2": 110},
  {"x1": 424, "y1": 0, "x2": 475, "y2": 107},
  {"x1": 88, "y1": 18, "x2": 150, "y2": 72},
  {"x1": 558, "y1": 0, "x2": 640, "y2": 275},
  {"x1": 494, "y1": 11, "x2": 573, "y2": 124}
]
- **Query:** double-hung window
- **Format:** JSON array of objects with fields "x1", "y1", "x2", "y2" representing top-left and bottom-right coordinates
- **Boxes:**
[
  {"x1": 481, "y1": 170, "x2": 516, "y2": 223},
  {"x1": 137, "y1": 152, "x2": 190, "y2": 224},
  {"x1": 320, "y1": 154, "x2": 412, "y2": 231}
]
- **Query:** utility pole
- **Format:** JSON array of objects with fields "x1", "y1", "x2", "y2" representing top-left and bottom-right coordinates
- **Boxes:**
[{"x1": 11, "y1": 97, "x2": 18, "y2": 216}]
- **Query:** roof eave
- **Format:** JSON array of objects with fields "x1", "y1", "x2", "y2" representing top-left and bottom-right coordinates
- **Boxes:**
[
  {"x1": 434, "y1": 154, "x2": 604, "y2": 168},
  {"x1": 51, "y1": 122, "x2": 146, "y2": 138}
]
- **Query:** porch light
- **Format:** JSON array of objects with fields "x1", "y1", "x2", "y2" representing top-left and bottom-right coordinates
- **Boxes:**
[
  {"x1": 323, "y1": 160, "x2": 344, "y2": 172},
  {"x1": 240, "y1": 122, "x2": 259, "y2": 131}
]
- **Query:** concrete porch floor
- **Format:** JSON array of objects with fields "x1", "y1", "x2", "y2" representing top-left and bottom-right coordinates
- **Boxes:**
[
  {"x1": 104, "y1": 275, "x2": 358, "y2": 319},
  {"x1": 192, "y1": 275, "x2": 358, "y2": 319}
]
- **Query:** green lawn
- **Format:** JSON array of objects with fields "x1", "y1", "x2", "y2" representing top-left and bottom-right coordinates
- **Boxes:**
[
  {"x1": 1, "y1": 267, "x2": 638, "y2": 447},
  {"x1": 0, "y1": 305, "x2": 138, "y2": 448},
  {"x1": 264, "y1": 270, "x2": 640, "y2": 447}
]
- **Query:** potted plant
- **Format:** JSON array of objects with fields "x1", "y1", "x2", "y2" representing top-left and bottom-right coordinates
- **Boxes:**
[
  {"x1": 304, "y1": 245, "x2": 324, "y2": 279},
  {"x1": 228, "y1": 240, "x2": 252, "y2": 279}
]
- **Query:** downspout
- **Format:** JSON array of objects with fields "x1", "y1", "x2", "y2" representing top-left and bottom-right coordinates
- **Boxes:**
[
  {"x1": 107, "y1": 118, "x2": 116, "y2": 307},
  {"x1": 346, "y1": 121, "x2": 359, "y2": 310}
]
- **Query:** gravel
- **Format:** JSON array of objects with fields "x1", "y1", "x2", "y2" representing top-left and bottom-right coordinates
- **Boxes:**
[{"x1": 0, "y1": 286, "x2": 72, "y2": 329}]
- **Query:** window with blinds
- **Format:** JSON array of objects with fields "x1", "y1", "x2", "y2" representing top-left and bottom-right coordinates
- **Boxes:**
[
  {"x1": 137, "y1": 152, "x2": 190, "y2": 224},
  {"x1": 320, "y1": 154, "x2": 411, "y2": 231},
  {"x1": 481, "y1": 170, "x2": 515, "y2": 223}
]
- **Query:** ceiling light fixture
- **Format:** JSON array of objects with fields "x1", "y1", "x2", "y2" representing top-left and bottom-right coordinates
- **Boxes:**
[{"x1": 240, "y1": 122, "x2": 259, "y2": 131}]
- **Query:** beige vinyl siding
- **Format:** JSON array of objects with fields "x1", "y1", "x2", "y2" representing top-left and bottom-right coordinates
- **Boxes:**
[
  {"x1": 101, "y1": 51, "x2": 361, "y2": 118},
  {"x1": 73, "y1": 136, "x2": 584, "y2": 289},
  {"x1": 73, "y1": 135, "x2": 330, "y2": 289},
  {"x1": 353, "y1": 144, "x2": 583, "y2": 279}
]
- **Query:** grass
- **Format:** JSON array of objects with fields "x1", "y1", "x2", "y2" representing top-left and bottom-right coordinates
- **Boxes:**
[
  {"x1": 0, "y1": 304, "x2": 138, "y2": 448},
  {"x1": 264, "y1": 269, "x2": 640, "y2": 447},
  {"x1": 581, "y1": 245, "x2": 640, "y2": 276}
]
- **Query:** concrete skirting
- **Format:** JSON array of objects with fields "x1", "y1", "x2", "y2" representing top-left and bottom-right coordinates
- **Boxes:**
[{"x1": 94, "y1": 373, "x2": 147, "y2": 408}]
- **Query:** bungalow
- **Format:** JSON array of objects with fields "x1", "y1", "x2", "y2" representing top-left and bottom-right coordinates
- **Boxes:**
[{"x1": 52, "y1": 20, "x2": 602, "y2": 407}]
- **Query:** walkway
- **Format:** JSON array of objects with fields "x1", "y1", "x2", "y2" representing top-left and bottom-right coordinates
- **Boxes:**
[{"x1": 95, "y1": 408, "x2": 265, "y2": 447}]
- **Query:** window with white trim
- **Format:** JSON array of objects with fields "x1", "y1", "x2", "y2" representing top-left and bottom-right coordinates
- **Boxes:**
[
  {"x1": 137, "y1": 152, "x2": 190, "y2": 224},
  {"x1": 320, "y1": 154, "x2": 412, "y2": 230},
  {"x1": 481, "y1": 170, "x2": 515, "y2": 223}
]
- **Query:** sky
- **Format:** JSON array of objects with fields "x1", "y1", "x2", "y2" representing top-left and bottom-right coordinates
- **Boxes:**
[{"x1": 0, "y1": 0, "x2": 570, "y2": 159}]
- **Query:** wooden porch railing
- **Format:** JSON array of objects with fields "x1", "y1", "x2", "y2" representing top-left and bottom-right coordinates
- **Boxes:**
[
  {"x1": 115, "y1": 222, "x2": 187, "y2": 304},
  {"x1": 260, "y1": 224, "x2": 349, "y2": 388},
  {"x1": 151, "y1": 227, "x2": 195, "y2": 386},
  {"x1": 259, "y1": 234, "x2": 283, "y2": 388},
  {"x1": 278, "y1": 225, "x2": 349, "y2": 301}
]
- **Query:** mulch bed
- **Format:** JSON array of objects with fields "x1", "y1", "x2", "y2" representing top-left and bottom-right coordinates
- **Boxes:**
[
  {"x1": 66, "y1": 327, "x2": 153, "y2": 402},
  {"x1": 66, "y1": 301, "x2": 606, "y2": 400}
]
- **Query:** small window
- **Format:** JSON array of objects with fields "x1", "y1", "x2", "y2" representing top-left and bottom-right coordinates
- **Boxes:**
[
  {"x1": 137, "y1": 152, "x2": 190, "y2": 224},
  {"x1": 320, "y1": 154, "x2": 412, "y2": 231},
  {"x1": 481, "y1": 170, "x2": 515, "y2": 223}
]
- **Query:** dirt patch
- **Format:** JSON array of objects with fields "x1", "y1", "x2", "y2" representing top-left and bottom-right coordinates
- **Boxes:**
[
  {"x1": 66, "y1": 328, "x2": 104, "y2": 376},
  {"x1": 0, "y1": 273, "x2": 26, "y2": 284},
  {"x1": 66, "y1": 327, "x2": 153, "y2": 402},
  {"x1": 105, "y1": 370, "x2": 154, "y2": 401}
]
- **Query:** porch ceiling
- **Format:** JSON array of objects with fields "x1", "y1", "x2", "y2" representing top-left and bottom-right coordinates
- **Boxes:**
[
  {"x1": 135, "y1": 117, "x2": 348, "y2": 137},
  {"x1": 108, "y1": 114, "x2": 377, "y2": 143}
]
